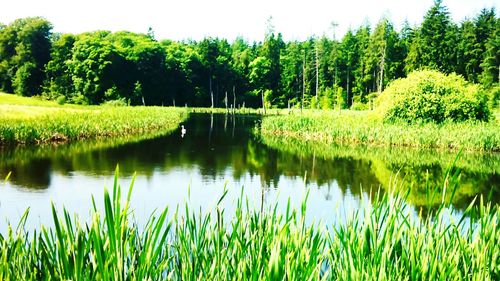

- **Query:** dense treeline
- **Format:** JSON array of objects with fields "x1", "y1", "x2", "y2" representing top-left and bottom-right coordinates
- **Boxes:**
[{"x1": 0, "y1": 0, "x2": 498, "y2": 107}]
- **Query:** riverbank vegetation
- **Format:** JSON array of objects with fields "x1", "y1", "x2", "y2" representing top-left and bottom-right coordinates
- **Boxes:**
[
  {"x1": 260, "y1": 70, "x2": 500, "y2": 152},
  {"x1": 0, "y1": 171, "x2": 498, "y2": 280},
  {"x1": 260, "y1": 108, "x2": 500, "y2": 151},
  {"x1": 0, "y1": 1, "x2": 497, "y2": 109},
  {"x1": 0, "y1": 93, "x2": 188, "y2": 145}
]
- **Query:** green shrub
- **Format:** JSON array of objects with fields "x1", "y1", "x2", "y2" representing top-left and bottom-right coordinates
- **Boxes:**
[
  {"x1": 350, "y1": 102, "x2": 368, "y2": 111},
  {"x1": 70, "y1": 93, "x2": 89, "y2": 105},
  {"x1": 487, "y1": 85, "x2": 500, "y2": 110},
  {"x1": 376, "y1": 70, "x2": 491, "y2": 124},
  {"x1": 56, "y1": 95, "x2": 66, "y2": 105},
  {"x1": 103, "y1": 98, "x2": 128, "y2": 107}
]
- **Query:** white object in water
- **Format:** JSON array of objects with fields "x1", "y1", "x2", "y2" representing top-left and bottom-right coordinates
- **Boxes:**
[{"x1": 181, "y1": 125, "x2": 186, "y2": 138}]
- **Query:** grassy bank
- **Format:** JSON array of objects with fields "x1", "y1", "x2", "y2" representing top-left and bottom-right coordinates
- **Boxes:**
[
  {"x1": 0, "y1": 93, "x2": 188, "y2": 145},
  {"x1": 260, "y1": 110, "x2": 500, "y2": 152},
  {"x1": 0, "y1": 170, "x2": 498, "y2": 280}
]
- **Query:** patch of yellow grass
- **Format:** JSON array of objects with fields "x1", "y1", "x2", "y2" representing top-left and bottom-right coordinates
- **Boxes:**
[{"x1": 0, "y1": 92, "x2": 61, "y2": 107}]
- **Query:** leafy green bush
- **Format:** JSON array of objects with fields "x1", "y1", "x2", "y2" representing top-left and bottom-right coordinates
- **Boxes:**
[
  {"x1": 376, "y1": 70, "x2": 491, "y2": 124},
  {"x1": 350, "y1": 102, "x2": 369, "y2": 111},
  {"x1": 56, "y1": 95, "x2": 66, "y2": 105},
  {"x1": 103, "y1": 98, "x2": 128, "y2": 107},
  {"x1": 487, "y1": 85, "x2": 500, "y2": 110},
  {"x1": 70, "y1": 93, "x2": 89, "y2": 105}
]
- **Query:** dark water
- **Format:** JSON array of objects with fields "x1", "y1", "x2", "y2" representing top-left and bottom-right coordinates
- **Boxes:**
[{"x1": 0, "y1": 113, "x2": 499, "y2": 231}]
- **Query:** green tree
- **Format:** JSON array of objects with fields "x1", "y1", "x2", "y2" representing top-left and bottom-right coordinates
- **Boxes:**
[
  {"x1": 249, "y1": 56, "x2": 271, "y2": 101},
  {"x1": 44, "y1": 33, "x2": 76, "y2": 99},
  {"x1": 480, "y1": 17, "x2": 499, "y2": 86},
  {"x1": 68, "y1": 32, "x2": 123, "y2": 104},
  {"x1": 0, "y1": 17, "x2": 52, "y2": 96},
  {"x1": 338, "y1": 30, "x2": 357, "y2": 106},
  {"x1": 406, "y1": 0, "x2": 458, "y2": 73},
  {"x1": 110, "y1": 32, "x2": 168, "y2": 105},
  {"x1": 261, "y1": 21, "x2": 284, "y2": 107},
  {"x1": 352, "y1": 23, "x2": 371, "y2": 101}
]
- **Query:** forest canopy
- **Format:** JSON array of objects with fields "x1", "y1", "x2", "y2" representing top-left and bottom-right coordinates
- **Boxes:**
[{"x1": 0, "y1": 1, "x2": 498, "y2": 108}]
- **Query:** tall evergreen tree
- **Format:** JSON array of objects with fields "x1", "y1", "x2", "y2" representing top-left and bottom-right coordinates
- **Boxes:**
[
  {"x1": 480, "y1": 17, "x2": 500, "y2": 86},
  {"x1": 406, "y1": 0, "x2": 458, "y2": 73}
]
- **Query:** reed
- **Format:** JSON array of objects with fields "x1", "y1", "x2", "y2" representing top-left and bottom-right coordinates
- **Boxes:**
[
  {"x1": 0, "y1": 93, "x2": 188, "y2": 145},
  {"x1": 0, "y1": 168, "x2": 498, "y2": 280},
  {"x1": 260, "y1": 110, "x2": 500, "y2": 152}
]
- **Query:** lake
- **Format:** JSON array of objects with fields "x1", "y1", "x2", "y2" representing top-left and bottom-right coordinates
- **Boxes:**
[{"x1": 1, "y1": 113, "x2": 498, "y2": 232}]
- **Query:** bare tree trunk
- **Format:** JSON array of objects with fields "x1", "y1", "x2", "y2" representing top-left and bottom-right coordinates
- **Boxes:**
[
  {"x1": 209, "y1": 77, "x2": 214, "y2": 108},
  {"x1": 334, "y1": 66, "x2": 337, "y2": 96},
  {"x1": 347, "y1": 68, "x2": 350, "y2": 106},
  {"x1": 233, "y1": 85, "x2": 236, "y2": 115},
  {"x1": 315, "y1": 42, "x2": 319, "y2": 109},
  {"x1": 302, "y1": 51, "x2": 306, "y2": 113},
  {"x1": 216, "y1": 81, "x2": 219, "y2": 108},
  {"x1": 261, "y1": 90, "x2": 266, "y2": 115},
  {"x1": 379, "y1": 44, "x2": 386, "y2": 93},
  {"x1": 225, "y1": 91, "x2": 228, "y2": 112}
]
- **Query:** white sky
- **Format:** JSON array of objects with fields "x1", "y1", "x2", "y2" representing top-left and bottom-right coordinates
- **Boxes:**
[{"x1": 0, "y1": 0, "x2": 498, "y2": 42}]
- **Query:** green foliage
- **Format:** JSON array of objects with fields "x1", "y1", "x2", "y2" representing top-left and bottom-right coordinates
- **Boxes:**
[
  {"x1": 12, "y1": 62, "x2": 40, "y2": 96},
  {"x1": 0, "y1": 94, "x2": 188, "y2": 144},
  {"x1": 0, "y1": 17, "x2": 52, "y2": 96},
  {"x1": 377, "y1": 70, "x2": 491, "y2": 123},
  {"x1": 56, "y1": 95, "x2": 66, "y2": 105},
  {"x1": 319, "y1": 87, "x2": 334, "y2": 109},
  {"x1": 0, "y1": 172, "x2": 499, "y2": 279},
  {"x1": 480, "y1": 16, "x2": 500, "y2": 86},
  {"x1": 0, "y1": 6, "x2": 498, "y2": 108},
  {"x1": 260, "y1": 110, "x2": 500, "y2": 151},
  {"x1": 44, "y1": 34, "x2": 76, "y2": 99},
  {"x1": 351, "y1": 101, "x2": 369, "y2": 110},
  {"x1": 102, "y1": 98, "x2": 128, "y2": 107},
  {"x1": 70, "y1": 93, "x2": 89, "y2": 105},
  {"x1": 487, "y1": 85, "x2": 500, "y2": 110},
  {"x1": 405, "y1": 0, "x2": 458, "y2": 73},
  {"x1": 336, "y1": 87, "x2": 347, "y2": 109}
]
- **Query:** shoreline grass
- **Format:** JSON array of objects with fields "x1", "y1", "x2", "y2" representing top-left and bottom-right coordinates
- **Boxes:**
[
  {"x1": 260, "y1": 110, "x2": 500, "y2": 152},
  {"x1": 0, "y1": 93, "x2": 188, "y2": 145},
  {"x1": 0, "y1": 169, "x2": 498, "y2": 280}
]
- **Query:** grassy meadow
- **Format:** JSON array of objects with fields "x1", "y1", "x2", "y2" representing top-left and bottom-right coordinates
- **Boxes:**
[
  {"x1": 0, "y1": 93, "x2": 188, "y2": 145},
  {"x1": 0, "y1": 170, "x2": 498, "y2": 280},
  {"x1": 259, "y1": 109, "x2": 500, "y2": 152}
]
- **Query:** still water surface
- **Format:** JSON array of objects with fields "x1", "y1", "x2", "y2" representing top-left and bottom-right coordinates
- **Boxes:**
[{"x1": 1, "y1": 113, "x2": 498, "y2": 231}]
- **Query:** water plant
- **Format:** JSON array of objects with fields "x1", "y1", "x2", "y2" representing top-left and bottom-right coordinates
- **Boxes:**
[
  {"x1": 0, "y1": 93, "x2": 188, "y2": 145},
  {"x1": 0, "y1": 168, "x2": 498, "y2": 280},
  {"x1": 260, "y1": 110, "x2": 500, "y2": 152}
]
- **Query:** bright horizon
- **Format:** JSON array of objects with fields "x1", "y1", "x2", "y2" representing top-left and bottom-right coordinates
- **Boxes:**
[{"x1": 1, "y1": 0, "x2": 498, "y2": 42}]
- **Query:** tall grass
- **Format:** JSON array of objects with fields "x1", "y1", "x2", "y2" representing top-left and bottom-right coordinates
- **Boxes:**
[
  {"x1": 260, "y1": 110, "x2": 500, "y2": 152},
  {"x1": 0, "y1": 105, "x2": 188, "y2": 145},
  {"x1": 0, "y1": 168, "x2": 498, "y2": 280}
]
